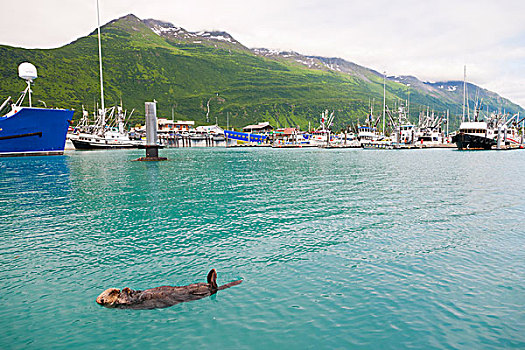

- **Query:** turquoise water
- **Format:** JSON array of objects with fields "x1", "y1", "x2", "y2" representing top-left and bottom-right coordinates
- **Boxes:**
[{"x1": 1, "y1": 148, "x2": 524, "y2": 349}]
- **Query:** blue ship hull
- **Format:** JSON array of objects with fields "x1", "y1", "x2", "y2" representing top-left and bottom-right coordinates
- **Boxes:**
[{"x1": 0, "y1": 107, "x2": 73, "y2": 157}]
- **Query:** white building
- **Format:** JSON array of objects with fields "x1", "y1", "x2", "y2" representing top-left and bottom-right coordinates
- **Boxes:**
[{"x1": 195, "y1": 125, "x2": 225, "y2": 135}]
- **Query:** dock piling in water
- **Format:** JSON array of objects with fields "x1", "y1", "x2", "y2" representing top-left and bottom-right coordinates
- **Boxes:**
[{"x1": 136, "y1": 101, "x2": 167, "y2": 161}]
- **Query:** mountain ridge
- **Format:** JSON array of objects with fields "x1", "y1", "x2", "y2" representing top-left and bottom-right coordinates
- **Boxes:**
[
  {"x1": 0, "y1": 14, "x2": 522, "y2": 129},
  {"x1": 123, "y1": 13, "x2": 524, "y2": 113},
  {"x1": 139, "y1": 15, "x2": 523, "y2": 115}
]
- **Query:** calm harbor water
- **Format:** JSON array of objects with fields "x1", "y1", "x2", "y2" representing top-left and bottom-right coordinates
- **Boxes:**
[{"x1": 1, "y1": 148, "x2": 524, "y2": 349}]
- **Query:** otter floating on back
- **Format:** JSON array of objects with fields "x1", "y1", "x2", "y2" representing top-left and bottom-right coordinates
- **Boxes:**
[{"x1": 96, "y1": 269, "x2": 242, "y2": 310}]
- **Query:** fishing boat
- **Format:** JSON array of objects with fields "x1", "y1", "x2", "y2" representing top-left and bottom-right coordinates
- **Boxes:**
[
  {"x1": 415, "y1": 109, "x2": 447, "y2": 146},
  {"x1": 362, "y1": 102, "x2": 416, "y2": 149},
  {"x1": 356, "y1": 102, "x2": 383, "y2": 146},
  {"x1": 72, "y1": 0, "x2": 142, "y2": 150},
  {"x1": 451, "y1": 121, "x2": 495, "y2": 150},
  {"x1": 451, "y1": 66, "x2": 493, "y2": 150},
  {"x1": 452, "y1": 113, "x2": 523, "y2": 150},
  {"x1": 307, "y1": 110, "x2": 336, "y2": 147},
  {"x1": 0, "y1": 63, "x2": 73, "y2": 157},
  {"x1": 357, "y1": 125, "x2": 380, "y2": 143},
  {"x1": 382, "y1": 103, "x2": 416, "y2": 146},
  {"x1": 451, "y1": 66, "x2": 524, "y2": 150},
  {"x1": 70, "y1": 104, "x2": 142, "y2": 149}
]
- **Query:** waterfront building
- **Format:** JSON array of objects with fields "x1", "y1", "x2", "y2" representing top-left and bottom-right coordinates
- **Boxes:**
[{"x1": 242, "y1": 122, "x2": 274, "y2": 134}]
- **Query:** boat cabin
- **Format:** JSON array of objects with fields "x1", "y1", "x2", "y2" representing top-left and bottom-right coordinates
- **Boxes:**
[
  {"x1": 458, "y1": 122, "x2": 488, "y2": 135},
  {"x1": 357, "y1": 126, "x2": 379, "y2": 141}
]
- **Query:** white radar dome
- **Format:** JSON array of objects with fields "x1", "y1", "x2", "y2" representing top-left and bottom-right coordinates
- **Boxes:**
[{"x1": 18, "y1": 62, "x2": 38, "y2": 81}]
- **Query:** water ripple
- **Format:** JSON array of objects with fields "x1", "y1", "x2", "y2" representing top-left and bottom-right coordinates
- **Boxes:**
[{"x1": 1, "y1": 149, "x2": 524, "y2": 349}]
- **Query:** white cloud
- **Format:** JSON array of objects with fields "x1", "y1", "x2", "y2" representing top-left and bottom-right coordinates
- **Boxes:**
[{"x1": 1, "y1": 0, "x2": 525, "y2": 106}]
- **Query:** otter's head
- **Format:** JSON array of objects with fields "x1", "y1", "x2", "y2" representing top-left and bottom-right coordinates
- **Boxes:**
[{"x1": 96, "y1": 288, "x2": 120, "y2": 306}]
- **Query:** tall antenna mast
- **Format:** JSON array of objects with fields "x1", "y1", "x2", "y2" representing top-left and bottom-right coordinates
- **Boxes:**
[{"x1": 96, "y1": 0, "x2": 105, "y2": 127}]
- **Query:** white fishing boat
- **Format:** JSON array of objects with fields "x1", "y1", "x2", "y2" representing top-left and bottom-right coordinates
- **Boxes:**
[
  {"x1": 70, "y1": 105, "x2": 142, "y2": 149},
  {"x1": 360, "y1": 73, "x2": 392, "y2": 148},
  {"x1": 415, "y1": 109, "x2": 447, "y2": 146},
  {"x1": 357, "y1": 126, "x2": 380, "y2": 142},
  {"x1": 307, "y1": 110, "x2": 336, "y2": 147},
  {"x1": 357, "y1": 106, "x2": 382, "y2": 146},
  {"x1": 389, "y1": 104, "x2": 416, "y2": 145}
]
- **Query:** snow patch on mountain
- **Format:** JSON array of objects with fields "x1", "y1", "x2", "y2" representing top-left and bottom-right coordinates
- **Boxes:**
[{"x1": 144, "y1": 19, "x2": 242, "y2": 46}]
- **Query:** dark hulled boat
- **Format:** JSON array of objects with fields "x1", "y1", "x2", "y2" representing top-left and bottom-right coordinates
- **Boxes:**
[{"x1": 451, "y1": 122, "x2": 496, "y2": 150}]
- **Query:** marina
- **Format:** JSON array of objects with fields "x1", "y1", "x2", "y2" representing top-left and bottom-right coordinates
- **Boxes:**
[
  {"x1": 5, "y1": 20, "x2": 525, "y2": 154},
  {"x1": 68, "y1": 111, "x2": 525, "y2": 151}
]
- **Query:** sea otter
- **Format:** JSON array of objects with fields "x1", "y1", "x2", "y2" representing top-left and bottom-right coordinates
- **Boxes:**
[{"x1": 96, "y1": 269, "x2": 242, "y2": 309}]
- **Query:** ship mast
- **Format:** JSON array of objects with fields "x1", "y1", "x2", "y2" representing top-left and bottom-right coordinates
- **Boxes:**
[
  {"x1": 96, "y1": 0, "x2": 106, "y2": 128},
  {"x1": 382, "y1": 71, "x2": 386, "y2": 135},
  {"x1": 461, "y1": 66, "x2": 467, "y2": 122},
  {"x1": 462, "y1": 65, "x2": 471, "y2": 122}
]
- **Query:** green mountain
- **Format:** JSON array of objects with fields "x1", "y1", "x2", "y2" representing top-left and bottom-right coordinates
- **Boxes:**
[{"x1": 0, "y1": 14, "x2": 523, "y2": 131}]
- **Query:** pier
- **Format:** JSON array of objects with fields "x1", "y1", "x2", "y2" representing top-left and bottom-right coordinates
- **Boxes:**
[{"x1": 156, "y1": 134, "x2": 233, "y2": 147}]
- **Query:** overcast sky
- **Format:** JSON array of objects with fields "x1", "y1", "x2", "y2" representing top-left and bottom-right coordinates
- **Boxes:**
[{"x1": 2, "y1": 0, "x2": 525, "y2": 107}]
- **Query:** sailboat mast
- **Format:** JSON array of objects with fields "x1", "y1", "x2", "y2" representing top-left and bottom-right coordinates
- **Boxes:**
[
  {"x1": 406, "y1": 86, "x2": 410, "y2": 116},
  {"x1": 382, "y1": 71, "x2": 386, "y2": 135},
  {"x1": 96, "y1": 0, "x2": 105, "y2": 126},
  {"x1": 462, "y1": 65, "x2": 466, "y2": 123},
  {"x1": 446, "y1": 109, "x2": 449, "y2": 137}
]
